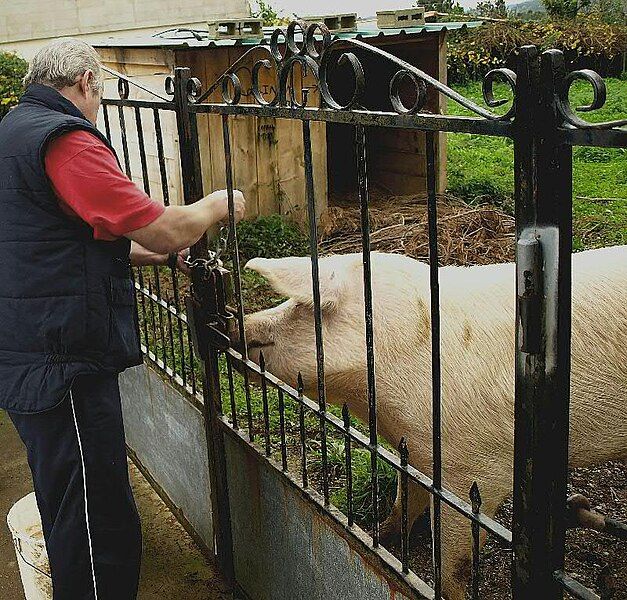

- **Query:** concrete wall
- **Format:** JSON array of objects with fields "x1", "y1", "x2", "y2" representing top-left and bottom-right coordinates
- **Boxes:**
[
  {"x1": 0, "y1": 0, "x2": 249, "y2": 58},
  {"x1": 119, "y1": 363, "x2": 214, "y2": 550},
  {"x1": 224, "y1": 433, "x2": 421, "y2": 600},
  {"x1": 119, "y1": 361, "x2": 428, "y2": 600}
]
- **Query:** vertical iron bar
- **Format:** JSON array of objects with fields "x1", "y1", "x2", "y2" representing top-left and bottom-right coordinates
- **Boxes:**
[
  {"x1": 260, "y1": 353, "x2": 271, "y2": 457},
  {"x1": 470, "y1": 482, "x2": 482, "y2": 600},
  {"x1": 400, "y1": 438, "x2": 409, "y2": 574},
  {"x1": 173, "y1": 67, "x2": 234, "y2": 582},
  {"x1": 135, "y1": 106, "x2": 168, "y2": 370},
  {"x1": 172, "y1": 272, "x2": 187, "y2": 385},
  {"x1": 356, "y1": 124, "x2": 379, "y2": 547},
  {"x1": 221, "y1": 114, "x2": 254, "y2": 442},
  {"x1": 512, "y1": 47, "x2": 573, "y2": 600},
  {"x1": 103, "y1": 104, "x2": 112, "y2": 142},
  {"x1": 117, "y1": 106, "x2": 132, "y2": 179},
  {"x1": 302, "y1": 120, "x2": 329, "y2": 506},
  {"x1": 278, "y1": 389, "x2": 287, "y2": 471},
  {"x1": 152, "y1": 109, "x2": 171, "y2": 206},
  {"x1": 298, "y1": 373, "x2": 308, "y2": 488},
  {"x1": 137, "y1": 269, "x2": 149, "y2": 348},
  {"x1": 343, "y1": 404, "x2": 354, "y2": 528},
  {"x1": 187, "y1": 319, "x2": 198, "y2": 395},
  {"x1": 134, "y1": 106, "x2": 151, "y2": 196},
  {"x1": 226, "y1": 354, "x2": 238, "y2": 430},
  {"x1": 426, "y1": 130, "x2": 442, "y2": 600},
  {"x1": 153, "y1": 108, "x2": 186, "y2": 383},
  {"x1": 148, "y1": 277, "x2": 159, "y2": 356},
  {"x1": 165, "y1": 296, "x2": 176, "y2": 377},
  {"x1": 147, "y1": 278, "x2": 157, "y2": 357}
]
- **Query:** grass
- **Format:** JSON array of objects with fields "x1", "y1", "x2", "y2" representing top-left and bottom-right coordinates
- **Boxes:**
[
  {"x1": 447, "y1": 77, "x2": 627, "y2": 250},
  {"x1": 217, "y1": 354, "x2": 398, "y2": 528}
]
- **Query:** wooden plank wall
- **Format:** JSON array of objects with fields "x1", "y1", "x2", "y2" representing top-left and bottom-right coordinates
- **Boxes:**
[
  {"x1": 364, "y1": 35, "x2": 445, "y2": 197},
  {"x1": 176, "y1": 47, "x2": 328, "y2": 225},
  {"x1": 97, "y1": 47, "x2": 182, "y2": 205},
  {"x1": 96, "y1": 34, "x2": 447, "y2": 221}
]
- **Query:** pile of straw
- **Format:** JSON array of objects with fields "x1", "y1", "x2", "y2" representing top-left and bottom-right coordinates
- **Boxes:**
[{"x1": 319, "y1": 194, "x2": 515, "y2": 266}]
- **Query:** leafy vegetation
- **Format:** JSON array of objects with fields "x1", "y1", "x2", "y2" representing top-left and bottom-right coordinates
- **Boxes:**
[
  {"x1": 474, "y1": 0, "x2": 508, "y2": 18},
  {"x1": 542, "y1": 0, "x2": 591, "y2": 19},
  {"x1": 250, "y1": 0, "x2": 291, "y2": 26},
  {"x1": 420, "y1": 0, "x2": 465, "y2": 14},
  {"x1": 236, "y1": 214, "x2": 309, "y2": 264},
  {"x1": 0, "y1": 52, "x2": 28, "y2": 121},
  {"x1": 447, "y1": 19, "x2": 627, "y2": 83}
]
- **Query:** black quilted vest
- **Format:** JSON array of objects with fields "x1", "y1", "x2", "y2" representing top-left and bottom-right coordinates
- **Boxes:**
[{"x1": 0, "y1": 84, "x2": 142, "y2": 413}]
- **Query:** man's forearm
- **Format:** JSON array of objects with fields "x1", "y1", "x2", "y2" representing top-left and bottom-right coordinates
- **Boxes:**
[
  {"x1": 129, "y1": 241, "x2": 167, "y2": 267},
  {"x1": 127, "y1": 192, "x2": 228, "y2": 254},
  {"x1": 159, "y1": 200, "x2": 222, "y2": 252}
]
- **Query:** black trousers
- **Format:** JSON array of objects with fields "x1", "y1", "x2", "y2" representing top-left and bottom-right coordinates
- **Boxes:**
[{"x1": 9, "y1": 373, "x2": 142, "y2": 600}]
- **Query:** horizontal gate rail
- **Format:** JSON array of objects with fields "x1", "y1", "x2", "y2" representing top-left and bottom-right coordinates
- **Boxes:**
[{"x1": 191, "y1": 102, "x2": 516, "y2": 135}]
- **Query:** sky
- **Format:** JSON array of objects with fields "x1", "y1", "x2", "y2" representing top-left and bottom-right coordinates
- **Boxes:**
[{"x1": 267, "y1": 0, "x2": 482, "y2": 17}]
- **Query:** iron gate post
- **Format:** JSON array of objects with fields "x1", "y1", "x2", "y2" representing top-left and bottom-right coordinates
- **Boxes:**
[
  {"x1": 512, "y1": 47, "x2": 574, "y2": 598},
  {"x1": 172, "y1": 67, "x2": 235, "y2": 582}
]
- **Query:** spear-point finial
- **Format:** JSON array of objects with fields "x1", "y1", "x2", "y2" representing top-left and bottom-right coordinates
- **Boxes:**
[{"x1": 470, "y1": 481, "x2": 482, "y2": 513}]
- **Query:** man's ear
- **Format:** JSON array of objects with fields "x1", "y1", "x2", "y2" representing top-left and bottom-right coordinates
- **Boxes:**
[
  {"x1": 245, "y1": 255, "x2": 351, "y2": 308},
  {"x1": 78, "y1": 70, "x2": 94, "y2": 98}
]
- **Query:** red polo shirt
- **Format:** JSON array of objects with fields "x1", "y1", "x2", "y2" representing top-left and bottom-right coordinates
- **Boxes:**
[{"x1": 45, "y1": 130, "x2": 165, "y2": 241}]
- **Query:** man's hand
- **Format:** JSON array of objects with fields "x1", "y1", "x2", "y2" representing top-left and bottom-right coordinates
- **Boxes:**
[
  {"x1": 167, "y1": 248, "x2": 191, "y2": 274},
  {"x1": 206, "y1": 189, "x2": 246, "y2": 224},
  {"x1": 127, "y1": 189, "x2": 246, "y2": 255}
]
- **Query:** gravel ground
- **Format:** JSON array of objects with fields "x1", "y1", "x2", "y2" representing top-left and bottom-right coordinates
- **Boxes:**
[{"x1": 390, "y1": 460, "x2": 627, "y2": 598}]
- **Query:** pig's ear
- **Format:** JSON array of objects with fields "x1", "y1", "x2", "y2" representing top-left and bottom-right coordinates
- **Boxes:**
[{"x1": 245, "y1": 256, "x2": 346, "y2": 308}]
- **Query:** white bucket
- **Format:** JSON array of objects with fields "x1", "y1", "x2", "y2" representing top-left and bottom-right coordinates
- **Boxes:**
[{"x1": 6, "y1": 492, "x2": 52, "y2": 600}]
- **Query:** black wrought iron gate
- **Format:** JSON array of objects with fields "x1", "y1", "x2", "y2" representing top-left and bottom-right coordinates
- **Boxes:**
[{"x1": 101, "y1": 21, "x2": 626, "y2": 600}]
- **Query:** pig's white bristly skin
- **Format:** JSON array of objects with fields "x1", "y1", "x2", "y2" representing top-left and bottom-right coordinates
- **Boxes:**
[{"x1": 244, "y1": 246, "x2": 627, "y2": 599}]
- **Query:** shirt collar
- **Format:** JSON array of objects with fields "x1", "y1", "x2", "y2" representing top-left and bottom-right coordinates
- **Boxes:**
[{"x1": 20, "y1": 84, "x2": 89, "y2": 122}]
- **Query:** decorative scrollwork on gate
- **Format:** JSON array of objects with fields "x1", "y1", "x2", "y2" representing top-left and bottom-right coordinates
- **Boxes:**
[
  {"x1": 557, "y1": 68, "x2": 627, "y2": 130},
  {"x1": 193, "y1": 20, "x2": 517, "y2": 121}
]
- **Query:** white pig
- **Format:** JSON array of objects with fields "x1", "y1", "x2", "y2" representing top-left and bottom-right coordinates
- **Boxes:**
[{"x1": 242, "y1": 245, "x2": 627, "y2": 599}]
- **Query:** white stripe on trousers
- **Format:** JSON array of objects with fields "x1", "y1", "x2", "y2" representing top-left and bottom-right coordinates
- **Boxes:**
[{"x1": 70, "y1": 390, "x2": 100, "y2": 600}]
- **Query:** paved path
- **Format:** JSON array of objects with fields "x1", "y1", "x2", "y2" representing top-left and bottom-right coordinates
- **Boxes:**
[{"x1": 0, "y1": 411, "x2": 233, "y2": 600}]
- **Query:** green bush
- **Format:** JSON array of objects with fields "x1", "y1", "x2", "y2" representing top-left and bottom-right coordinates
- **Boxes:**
[
  {"x1": 236, "y1": 214, "x2": 309, "y2": 263},
  {"x1": 448, "y1": 18, "x2": 627, "y2": 83},
  {"x1": 0, "y1": 52, "x2": 28, "y2": 121}
]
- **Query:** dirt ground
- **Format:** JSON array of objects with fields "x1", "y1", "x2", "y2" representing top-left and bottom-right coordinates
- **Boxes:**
[
  {"x1": 389, "y1": 460, "x2": 627, "y2": 599},
  {"x1": 0, "y1": 411, "x2": 233, "y2": 600}
]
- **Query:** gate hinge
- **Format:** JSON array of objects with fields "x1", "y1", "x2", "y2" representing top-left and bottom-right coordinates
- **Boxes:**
[{"x1": 517, "y1": 236, "x2": 542, "y2": 354}]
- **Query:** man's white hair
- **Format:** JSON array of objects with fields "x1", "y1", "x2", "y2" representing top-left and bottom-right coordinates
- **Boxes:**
[{"x1": 23, "y1": 39, "x2": 103, "y2": 94}]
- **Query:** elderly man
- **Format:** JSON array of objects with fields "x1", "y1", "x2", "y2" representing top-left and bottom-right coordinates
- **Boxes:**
[{"x1": 0, "y1": 39, "x2": 245, "y2": 599}]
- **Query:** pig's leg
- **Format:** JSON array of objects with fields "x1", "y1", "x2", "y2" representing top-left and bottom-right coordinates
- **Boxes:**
[
  {"x1": 437, "y1": 480, "x2": 509, "y2": 600},
  {"x1": 380, "y1": 479, "x2": 430, "y2": 547},
  {"x1": 438, "y1": 502, "x2": 476, "y2": 600}
]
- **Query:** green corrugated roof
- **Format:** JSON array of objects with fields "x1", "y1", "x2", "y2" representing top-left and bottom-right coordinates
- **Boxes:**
[{"x1": 92, "y1": 21, "x2": 482, "y2": 49}]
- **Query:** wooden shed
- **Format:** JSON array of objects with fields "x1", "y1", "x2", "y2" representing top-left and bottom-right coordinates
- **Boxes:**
[{"x1": 94, "y1": 22, "x2": 480, "y2": 223}]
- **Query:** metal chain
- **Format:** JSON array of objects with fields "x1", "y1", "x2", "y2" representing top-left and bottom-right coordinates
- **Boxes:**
[{"x1": 184, "y1": 226, "x2": 230, "y2": 273}]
